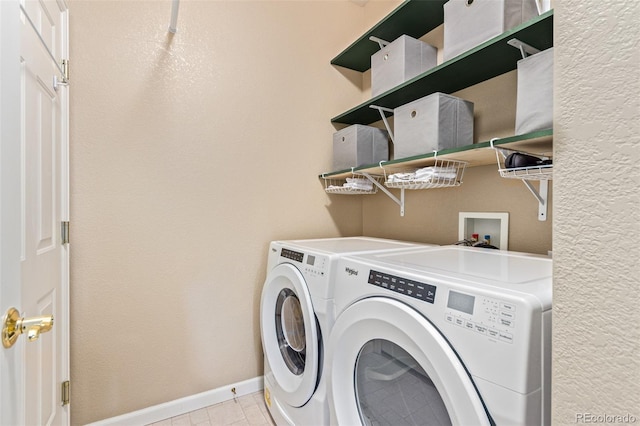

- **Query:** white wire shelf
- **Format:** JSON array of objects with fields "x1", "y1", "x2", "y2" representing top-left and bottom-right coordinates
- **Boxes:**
[
  {"x1": 382, "y1": 158, "x2": 467, "y2": 190},
  {"x1": 322, "y1": 174, "x2": 382, "y2": 195},
  {"x1": 498, "y1": 164, "x2": 553, "y2": 180},
  {"x1": 492, "y1": 143, "x2": 553, "y2": 181}
]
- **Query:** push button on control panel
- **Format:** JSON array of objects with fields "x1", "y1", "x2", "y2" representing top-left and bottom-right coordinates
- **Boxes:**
[
  {"x1": 498, "y1": 331, "x2": 514, "y2": 343},
  {"x1": 446, "y1": 313, "x2": 511, "y2": 343},
  {"x1": 446, "y1": 294, "x2": 518, "y2": 344},
  {"x1": 474, "y1": 324, "x2": 488, "y2": 335},
  {"x1": 501, "y1": 302, "x2": 516, "y2": 312},
  {"x1": 500, "y1": 310, "x2": 515, "y2": 320}
]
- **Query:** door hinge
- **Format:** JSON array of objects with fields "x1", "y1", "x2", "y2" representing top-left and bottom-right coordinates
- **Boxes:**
[
  {"x1": 61, "y1": 221, "x2": 70, "y2": 245},
  {"x1": 61, "y1": 380, "x2": 70, "y2": 406},
  {"x1": 54, "y1": 59, "x2": 69, "y2": 91},
  {"x1": 62, "y1": 59, "x2": 69, "y2": 81}
]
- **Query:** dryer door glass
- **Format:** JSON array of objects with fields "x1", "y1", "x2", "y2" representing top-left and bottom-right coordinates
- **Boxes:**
[
  {"x1": 275, "y1": 288, "x2": 306, "y2": 375},
  {"x1": 354, "y1": 339, "x2": 452, "y2": 426}
]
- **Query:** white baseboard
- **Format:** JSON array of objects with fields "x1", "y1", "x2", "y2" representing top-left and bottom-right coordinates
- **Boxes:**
[{"x1": 87, "y1": 376, "x2": 264, "y2": 426}]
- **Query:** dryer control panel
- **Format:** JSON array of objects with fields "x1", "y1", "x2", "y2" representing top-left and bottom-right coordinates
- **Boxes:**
[{"x1": 444, "y1": 290, "x2": 517, "y2": 344}]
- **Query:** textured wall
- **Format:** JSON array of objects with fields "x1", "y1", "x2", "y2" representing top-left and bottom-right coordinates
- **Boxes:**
[
  {"x1": 553, "y1": 0, "x2": 640, "y2": 423},
  {"x1": 68, "y1": 1, "x2": 366, "y2": 423}
]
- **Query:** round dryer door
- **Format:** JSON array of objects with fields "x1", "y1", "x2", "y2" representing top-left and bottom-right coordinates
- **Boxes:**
[
  {"x1": 327, "y1": 297, "x2": 492, "y2": 426},
  {"x1": 260, "y1": 263, "x2": 320, "y2": 408}
]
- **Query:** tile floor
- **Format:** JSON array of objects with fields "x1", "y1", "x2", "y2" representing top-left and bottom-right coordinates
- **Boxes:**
[{"x1": 148, "y1": 391, "x2": 276, "y2": 426}]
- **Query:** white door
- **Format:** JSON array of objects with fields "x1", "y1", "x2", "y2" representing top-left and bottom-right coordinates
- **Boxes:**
[{"x1": 0, "y1": 0, "x2": 70, "y2": 424}]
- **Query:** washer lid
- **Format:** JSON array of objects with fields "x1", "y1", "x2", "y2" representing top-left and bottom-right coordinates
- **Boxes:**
[
  {"x1": 357, "y1": 246, "x2": 551, "y2": 285},
  {"x1": 283, "y1": 236, "x2": 429, "y2": 254}
]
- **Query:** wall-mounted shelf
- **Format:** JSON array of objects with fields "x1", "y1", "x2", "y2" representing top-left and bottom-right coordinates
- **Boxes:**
[
  {"x1": 320, "y1": 129, "x2": 552, "y2": 180},
  {"x1": 324, "y1": 3, "x2": 554, "y2": 220},
  {"x1": 320, "y1": 129, "x2": 552, "y2": 217},
  {"x1": 331, "y1": 0, "x2": 447, "y2": 72},
  {"x1": 332, "y1": 10, "x2": 554, "y2": 125}
]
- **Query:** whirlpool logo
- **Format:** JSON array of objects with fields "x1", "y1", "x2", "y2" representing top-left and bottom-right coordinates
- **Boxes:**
[{"x1": 345, "y1": 267, "x2": 359, "y2": 276}]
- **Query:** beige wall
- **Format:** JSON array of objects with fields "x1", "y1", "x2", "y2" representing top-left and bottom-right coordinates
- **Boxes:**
[
  {"x1": 553, "y1": 0, "x2": 640, "y2": 423},
  {"x1": 69, "y1": 1, "x2": 367, "y2": 423}
]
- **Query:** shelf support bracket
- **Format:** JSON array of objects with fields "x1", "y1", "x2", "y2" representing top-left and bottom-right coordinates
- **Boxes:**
[
  {"x1": 522, "y1": 179, "x2": 548, "y2": 221},
  {"x1": 369, "y1": 105, "x2": 395, "y2": 144},
  {"x1": 369, "y1": 36, "x2": 389, "y2": 50},
  {"x1": 360, "y1": 172, "x2": 405, "y2": 217},
  {"x1": 490, "y1": 138, "x2": 550, "y2": 222},
  {"x1": 507, "y1": 38, "x2": 541, "y2": 59}
]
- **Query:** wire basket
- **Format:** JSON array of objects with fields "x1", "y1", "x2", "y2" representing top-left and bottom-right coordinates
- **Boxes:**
[
  {"x1": 382, "y1": 158, "x2": 467, "y2": 190},
  {"x1": 322, "y1": 174, "x2": 382, "y2": 195},
  {"x1": 493, "y1": 146, "x2": 553, "y2": 181}
]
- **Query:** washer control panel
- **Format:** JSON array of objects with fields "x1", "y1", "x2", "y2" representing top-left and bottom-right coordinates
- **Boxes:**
[
  {"x1": 444, "y1": 290, "x2": 517, "y2": 344},
  {"x1": 280, "y1": 248, "x2": 327, "y2": 277},
  {"x1": 367, "y1": 270, "x2": 437, "y2": 304},
  {"x1": 281, "y1": 248, "x2": 304, "y2": 263}
]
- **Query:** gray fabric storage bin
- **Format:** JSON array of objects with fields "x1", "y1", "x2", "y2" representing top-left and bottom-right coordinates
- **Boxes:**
[
  {"x1": 333, "y1": 125, "x2": 389, "y2": 170},
  {"x1": 443, "y1": 0, "x2": 539, "y2": 61},
  {"x1": 515, "y1": 47, "x2": 553, "y2": 135},
  {"x1": 371, "y1": 35, "x2": 438, "y2": 97},
  {"x1": 393, "y1": 92, "x2": 474, "y2": 159}
]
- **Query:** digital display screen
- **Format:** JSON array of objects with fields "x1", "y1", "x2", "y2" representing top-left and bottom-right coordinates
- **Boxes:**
[
  {"x1": 307, "y1": 255, "x2": 315, "y2": 266},
  {"x1": 447, "y1": 290, "x2": 475, "y2": 315}
]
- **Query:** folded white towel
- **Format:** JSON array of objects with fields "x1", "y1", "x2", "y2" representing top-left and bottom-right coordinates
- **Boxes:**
[
  {"x1": 345, "y1": 177, "x2": 370, "y2": 184},
  {"x1": 345, "y1": 178, "x2": 373, "y2": 190},
  {"x1": 344, "y1": 182, "x2": 373, "y2": 191},
  {"x1": 414, "y1": 166, "x2": 458, "y2": 179},
  {"x1": 388, "y1": 166, "x2": 458, "y2": 184},
  {"x1": 386, "y1": 173, "x2": 415, "y2": 183},
  {"x1": 328, "y1": 178, "x2": 373, "y2": 191}
]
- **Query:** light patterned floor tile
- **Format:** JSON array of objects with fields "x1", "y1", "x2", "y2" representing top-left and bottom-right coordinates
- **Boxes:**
[
  {"x1": 171, "y1": 414, "x2": 191, "y2": 426},
  {"x1": 189, "y1": 408, "x2": 211, "y2": 424},
  {"x1": 208, "y1": 399, "x2": 248, "y2": 425},
  {"x1": 151, "y1": 391, "x2": 276, "y2": 426}
]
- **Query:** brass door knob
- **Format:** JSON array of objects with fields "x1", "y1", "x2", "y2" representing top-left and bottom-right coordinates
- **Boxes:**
[{"x1": 2, "y1": 307, "x2": 54, "y2": 349}]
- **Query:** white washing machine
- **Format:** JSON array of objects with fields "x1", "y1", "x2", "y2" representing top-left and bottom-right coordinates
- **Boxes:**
[
  {"x1": 260, "y1": 237, "x2": 435, "y2": 426},
  {"x1": 327, "y1": 245, "x2": 552, "y2": 426}
]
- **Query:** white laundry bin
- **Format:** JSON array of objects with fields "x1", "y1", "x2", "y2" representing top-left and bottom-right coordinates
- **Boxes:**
[
  {"x1": 333, "y1": 124, "x2": 389, "y2": 170},
  {"x1": 393, "y1": 92, "x2": 474, "y2": 160},
  {"x1": 443, "y1": 0, "x2": 539, "y2": 61},
  {"x1": 515, "y1": 47, "x2": 554, "y2": 135},
  {"x1": 371, "y1": 35, "x2": 438, "y2": 97}
]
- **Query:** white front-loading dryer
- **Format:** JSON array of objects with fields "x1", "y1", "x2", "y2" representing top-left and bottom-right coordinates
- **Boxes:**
[
  {"x1": 327, "y1": 246, "x2": 552, "y2": 426},
  {"x1": 260, "y1": 237, "x2": 436, "y2": 426}
]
